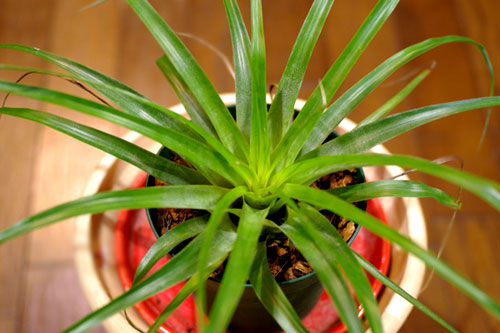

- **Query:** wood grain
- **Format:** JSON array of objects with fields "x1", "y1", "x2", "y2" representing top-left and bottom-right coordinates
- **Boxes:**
[{"x1": 0, "y1": 0, "x2": 499, "y2": 332}]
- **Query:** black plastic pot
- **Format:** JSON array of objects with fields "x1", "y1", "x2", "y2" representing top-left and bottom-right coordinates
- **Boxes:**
[
  {"x1": 145, "y1": 106, "x2": 366, "y2": 332},
  {"x1": 206, "y1": 271, "x2": 322, "y2": 333}
]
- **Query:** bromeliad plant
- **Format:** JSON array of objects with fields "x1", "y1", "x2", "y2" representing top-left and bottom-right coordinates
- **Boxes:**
[{"x1": 1, "y1": 0, "x2": 500, "y2": 332}]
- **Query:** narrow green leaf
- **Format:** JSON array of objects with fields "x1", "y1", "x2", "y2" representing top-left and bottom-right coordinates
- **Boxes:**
[
  {"x1": 282, "y1": 184, "x2": 500, "y2": 320},
  {"x1": 207, "y1": 202, "x2": 269, "y2": 333},
  {"x1": 0, "y1": 62, "x2": 236, "y2": 165},
  {"x1": 0, "y1": 65, "x2": 254, "y2": 187},
  {"x1": 223, "y1": 0, "x2": 252, "y2": 139},
  {"x1": 227, "y1": 208, "x2": 282, "y2": 233},
  {"x1": 0, "y1": 61, "x2": 245, "y2": 164},
  {"x1": 196, "y1": 187, "x2": 248, "y2": 330},
  {"x1": 357, "y1": 68, "x2": 431, "y2": 127},
  {"x1": 295, "y1": 203, "x2": 382, "y2": 333},
  {"x1": 0, "y1": 59, "x2": 254, "y2": 187},
  {"x1": 125, "y1": 0, "x2": 249, "y2": 160},
  {"x1": 64, "y1": 224, "x2": 237, "y2": 333},
  {"x1": 280, "y1": 209, "x2": 364, "y2": 332},
  {"x1": 301, "y1": 36, "x2": 495, "y2": 153},
  {"x1": 0, "y1": 185, "x2": 227, "y2": 243},
  {"x1": 146, "y1": 239, "x2": 233, "y2": 333},
  {"x1": 249, "y1": 0, "x2": 269, "y2": 177},
  {"x1": 0, "y1": 78, "x2": 254, "y2": 185},
  {"x1": 0, "y1": 80, "x2": 245, "y2": 185},
  {"x1": 307, "y1": 97, "x2": 500, "y2": 158},
  {"x1": 272, "y1": 0, "x2": 399, "y2": 169},
  {"x1": 354, "y1": 252, "x2": 458, "y2": 333},
  {"x1": 248, "y1": 242, "x2": 308, "y2": 333},
  {"x1": 267, "y1": 0, "x2": 335, "y2": 146},
  {"x1": 0, "y1": 107, "x2": 209, "y2": 186},
  {"x1": 0, "y1": 44, "x2": 194, "y2": 132},
  {"x1": 156, "y1": 55, "x2": 217, "y2": 137},
  {"x1": 275, "y1": 153, "x2": 500, "y2": 211},
  {"x1": 133, "y1": 216, "x2": 208, "y2": 284},
  {"x1": 328, "y1": 180, "x2": 459, "y2": 208},
  {"x1": 82, "y1": 80, "x2": 256, "y2": 184}
]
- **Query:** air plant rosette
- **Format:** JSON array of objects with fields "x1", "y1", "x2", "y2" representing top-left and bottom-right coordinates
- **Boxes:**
[{"x1": 143, "y1": 104, "x2": 367, "y2": 332}]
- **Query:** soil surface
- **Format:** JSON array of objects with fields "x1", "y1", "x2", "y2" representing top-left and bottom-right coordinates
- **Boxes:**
[
  {"x1": 152, "y1": 153, "x2": 361, "y2": 282},
  {"x1": 264, "y1": 169, "x2": 359, "y2": 282}
]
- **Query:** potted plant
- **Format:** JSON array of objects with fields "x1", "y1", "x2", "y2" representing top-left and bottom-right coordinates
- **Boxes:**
[{"x1": 1, "y1": 0, "x2": 500, "y2": 332}]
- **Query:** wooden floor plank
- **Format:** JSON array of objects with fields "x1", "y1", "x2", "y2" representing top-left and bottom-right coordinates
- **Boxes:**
[
  {"x1": 0, "y1": 118, "x2": 39, "y2": 332},
  {"x1": 0, "y1": 0, "x2": 56, "y2": 331},
  {"x1": 20, "y1": 264, "x2": 105, "y2": 333}
]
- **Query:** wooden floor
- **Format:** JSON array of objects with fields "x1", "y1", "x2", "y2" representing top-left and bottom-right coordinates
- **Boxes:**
[{"x1": 1, "y1": 0, "x2": 499, "y2": 332}]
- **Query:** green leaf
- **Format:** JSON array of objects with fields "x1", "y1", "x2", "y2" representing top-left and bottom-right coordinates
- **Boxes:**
[
  {"x1": 282, "y1": 184, "x2": 500, "y2": 320},
  {"x1": 0, "y1": 59, "x2": 254, "y2": 186},
  {"x1": 207, "y1": 202, "x2": 269, "y2": 333},
  {"x1": 306, "y1": 97, "x2": 500, "y2": 158},
  {"x1": 328, "y1": 180, "x2": 459, "y2": 208},
  {"x1": 227, "y1": 208, "x2": 282, "y2": 233},
  {"x1": 267, "y1": 0, "x2": 335, "y2": 146},
  {"x1": 0, "y1": 81, "x2": 244, "y2": 186},
  {"x1": 275, "y1": 153, "x2": 500, "y2": 211},
  {"x1": 156, "y1": 55, "x2": 217, "y2": 137},
  {"x1": 301, "y1": 36, "x2": 495, "y2": 153},
  {"x1": 154, "y1": 59, "x2": 258, "y2": 186},
  {"x1": 249, "y1": 0, "x2": 269, "y2": 177},
  {"x1": 354, "y1": 252, "x2": 458, "y2": 333},
  {"x1": 64, "y1": 224, "x2": 237, "y2": 333},
  {"x1": 0, "y1": 79, "x2": 254, "y2": 186},
  {"x1": 125, "y1": 0, "x2": 249, "y2": 160},
  {"x1": 272, "y1": 0, "x2": 399, "y2": 170},
  {"x1": 0, "y1": 185, "x2": 227, "y2": 243},
  {"x1": 295, "y1": 203, "x2": 382, "y2": 333},
  {"x1": 195, "y1": 187, "x2": 248, "y2": 330},
  {"x1": 248, "y1": 242, "x2": 308, "y2": 333},
  {"x1": 280, "y1": 208, "x2": 364, "y2": 332},
  {"x1": 0, "y1": 62, "x2": 241, "y2": 167},
  {"x1": 146, "y1": 235, "x2": 233, "y2": 333},
  {"x1": 0, "y1": 44, "x2": 193, "y2": 132},
  {"x1": 0, "y1": 107, "x2": 208, "y2": 186},
  {"x1": 133, "y1": 216, "x2": 208, "y2": 284},
  {"x1": 357, "y1": 67, "x2": 431, "y2": 127},
  {"x1": 0, "y1": 60, "x2": 245, "y2": 164},
  {"x1": 223, "y1": 0, "x2": 252, "y2": 139}
]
